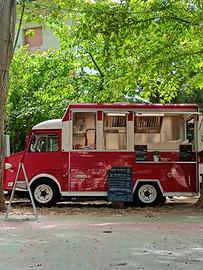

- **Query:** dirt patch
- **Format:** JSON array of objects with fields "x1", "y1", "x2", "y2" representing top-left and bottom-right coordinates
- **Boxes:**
[{"x1": 2, "y1": 196, "x2": 203, "y2": 217}]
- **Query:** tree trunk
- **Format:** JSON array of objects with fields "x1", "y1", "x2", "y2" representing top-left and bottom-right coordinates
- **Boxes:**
[{"x1": 0, "y1": 0, "x2": 16, "y2": 211}]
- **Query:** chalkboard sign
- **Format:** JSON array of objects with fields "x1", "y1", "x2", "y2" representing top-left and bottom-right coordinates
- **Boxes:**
[
  {"x1": 134, "y1": 145, "x2": 148, "y2": 161},
  {"x1": 107, "y1": 167, "x2": 133, "y2": 202},
  {"x1": 179, "y1": 144, "x2": 193, "y2": 161}
]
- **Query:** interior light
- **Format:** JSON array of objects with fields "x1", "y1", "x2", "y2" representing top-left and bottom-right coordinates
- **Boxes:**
[
  {"x1": 137, "y1": 113, "x2": 164, "y2": 117},
  {"x1": 106, "y1": 113, "x2": 127, "y2": 116}
]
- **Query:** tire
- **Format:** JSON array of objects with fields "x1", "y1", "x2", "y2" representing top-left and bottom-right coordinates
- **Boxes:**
[
  {"x1": 31, "y1": 178, "x2": 60, "y2": 207},
  {"x1": 159, "y1": 196, "x2": 166, "y2": 205},
  {"x1": 134, "y1": 182, "x2": 162, "y2": 207}
]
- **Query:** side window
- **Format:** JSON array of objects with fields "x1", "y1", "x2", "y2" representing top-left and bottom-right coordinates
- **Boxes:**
[
  {"x1": 72, "y1": 112, "x2": 96, "y2": 150},
  {"x1": 29, "y1": 133, "x2": 59, "y2": 152}
]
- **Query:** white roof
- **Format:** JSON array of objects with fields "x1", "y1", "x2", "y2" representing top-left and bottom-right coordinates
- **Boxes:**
[{"x1": 32, "y1": 119, "x2": 62, "y2": 130}]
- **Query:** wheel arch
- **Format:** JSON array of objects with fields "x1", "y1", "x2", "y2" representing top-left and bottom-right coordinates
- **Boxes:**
[
  {"x1": 29, "y1": 173, "x2": 61, "y2": 193},
  {"x1": 133, "y1": 179, "x2": 164, "y2": 195}
]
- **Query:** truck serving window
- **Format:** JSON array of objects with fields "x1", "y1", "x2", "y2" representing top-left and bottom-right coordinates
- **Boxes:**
[
  {"x1": 135, "y1": 114, "x2": 163, "y2": 133},
  {"x1": 104, "y1": 113, "x2": 127, "y2": 150},
  {"x1": 134, "y1": 114, "x2": 184, "y2": 151},
  {"x1": 72, "y1": 112, "x2": 96, "y2": 150},
  {"x1": 29, "y1": 133, "x2": 59, "y2": 152}
]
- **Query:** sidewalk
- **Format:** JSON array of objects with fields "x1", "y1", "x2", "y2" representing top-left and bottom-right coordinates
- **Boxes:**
[{"x1": 0, "y1": 209, "x2": 203, "y2": 270}]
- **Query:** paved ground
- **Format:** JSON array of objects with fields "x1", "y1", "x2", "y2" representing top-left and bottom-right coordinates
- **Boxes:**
[{"x1": 0, "y1": 199, "x2": 203, "y2": 270}]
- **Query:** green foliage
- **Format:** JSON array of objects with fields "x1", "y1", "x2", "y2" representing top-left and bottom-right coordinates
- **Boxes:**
[
  {"x1": 24, "y1": 29, "x2": 35, "y2": 37},
  {"x1": 7, "y1": 48, "x2": 75, "y2": 151},
  {"x1": 7, "y1": 0, "x2": 203, "y2": 151},
  {"x1": 44, "y1": 0, "x2": 202, "y2": 103}
]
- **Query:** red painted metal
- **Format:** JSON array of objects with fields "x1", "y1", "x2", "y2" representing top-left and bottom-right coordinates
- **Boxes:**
[
  {"x1": 128, "y1": 111, "x2": 133, "y2": 121},
  {"x1": 134, "y1": 162, "x2": 197, "y2": 193},
  {"x1": 62, "y1": 108, "x2": 71, "y2": 121},
  {"x1": 4, "y1": 150, "x2": 198, "y2": 194},
  {"x1": 4, "y1": 152, "x2": 24, "y2": 190},
  {"x1": 69, "y1": 152, "x2": 197, "y2": 193},
  {"x1": 63, "y1": 103, "x2": 199, "y2": 122},
  {"x1": 68, "y1": 103, "x2": 199, "y2": 110},
  {"x1": 97, "y1": 111, "x2": 103, "y2": 121}
]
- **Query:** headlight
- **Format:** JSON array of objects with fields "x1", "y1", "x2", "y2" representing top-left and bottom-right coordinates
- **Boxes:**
[{"x1": 5, "y1": 163, "x2": 13, "y2": 170}]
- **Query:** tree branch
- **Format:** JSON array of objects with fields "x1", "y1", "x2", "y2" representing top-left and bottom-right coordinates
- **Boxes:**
[
  {"x1": 127, "y1": 14, "x2": 193, "y2": 26},
  {"x1": 87, "y1": 50, "x2": 104, "y2": 78},
  {"x1": 13, "y1": 0, "x2": 25, "y2": 52}
]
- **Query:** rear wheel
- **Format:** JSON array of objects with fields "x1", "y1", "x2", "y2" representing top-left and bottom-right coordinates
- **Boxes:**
[
  {"x1": 134, "y1": 182, "x2": 162, "y2": 206},
  {"x1": 31, "y1": 179, "x2": 60, "y2": 207}
]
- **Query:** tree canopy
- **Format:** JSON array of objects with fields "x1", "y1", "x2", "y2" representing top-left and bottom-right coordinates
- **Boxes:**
[{"x1": 7, "y1": 0, "x2": 203, "y2": 151}]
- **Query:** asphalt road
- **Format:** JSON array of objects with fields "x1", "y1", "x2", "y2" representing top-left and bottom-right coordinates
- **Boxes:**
[{"x1": 0, "y1": 206, "x2": 203, "y2": 270}]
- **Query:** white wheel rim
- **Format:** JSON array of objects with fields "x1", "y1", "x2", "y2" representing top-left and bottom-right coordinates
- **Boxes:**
[
  {"x1": 34, "y1": 184, "x2": 53, "y2": 204},
  {"x1": 138, "y1": 184, "x2": 157, "y2": 204}
]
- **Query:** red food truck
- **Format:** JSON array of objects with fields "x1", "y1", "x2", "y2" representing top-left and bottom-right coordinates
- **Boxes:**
[{"x1": 4, "y1": 103, "x2": 203, "y2": 207}]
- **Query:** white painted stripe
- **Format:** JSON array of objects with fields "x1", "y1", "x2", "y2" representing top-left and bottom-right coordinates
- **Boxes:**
[
  {"x1": 61, "y1": 191, "x2": 107, "y2": 197},
  {"x1": 163, "y1": 192, "x2": 199, "y2": 197},
  {"x1": 29, "y1": 173, "x2": 62, "y2": 192}
]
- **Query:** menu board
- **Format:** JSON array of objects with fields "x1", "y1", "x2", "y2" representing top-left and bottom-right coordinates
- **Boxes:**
[
  {"x1": 107, "y1": 167, "x2": 133, "y2": 202},
  {"x1": 134, "y1": 145, "x2": 148, "y2": 161},
  {"x1": 179, "y1": 144, "x2": 193, "y2": 161}
]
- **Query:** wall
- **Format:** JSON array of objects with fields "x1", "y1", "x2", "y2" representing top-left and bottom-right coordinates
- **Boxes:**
[{"x1": 15, "y1": 23, "x2": 60, "y2": 51}]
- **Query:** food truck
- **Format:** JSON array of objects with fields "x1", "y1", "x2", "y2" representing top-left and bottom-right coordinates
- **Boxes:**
[{"x1": 4, "y1": 103, "x2": 203, "y2": 207}]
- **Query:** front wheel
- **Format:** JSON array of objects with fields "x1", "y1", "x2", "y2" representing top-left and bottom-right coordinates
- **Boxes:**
[
  {"x1": 31, "y1": 179, "x2": 60, "y2": 207},
  {"x1": 134, "y1": 183, "x2": 162, "y2": 206}
]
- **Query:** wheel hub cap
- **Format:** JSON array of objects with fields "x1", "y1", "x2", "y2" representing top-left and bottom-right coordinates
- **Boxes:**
[
  {"x1": 34, "y1": 184, "x2": 53, "y2": 204},
  {"x1": 138, "y1": 184, "x2": 157, "y2": 203}
]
